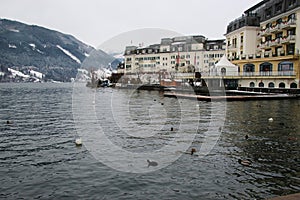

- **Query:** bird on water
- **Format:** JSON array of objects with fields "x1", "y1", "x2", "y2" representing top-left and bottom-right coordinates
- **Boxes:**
[
  {"x1": 238, "y1": 159, "x2": 252, "y2": 166},
  {"x1": 147, "y1": 160, "x2": 158, "y2": 167}
]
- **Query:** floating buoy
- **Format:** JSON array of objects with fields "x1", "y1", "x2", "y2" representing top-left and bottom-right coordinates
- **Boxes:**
[
  {"x1": 147, "y1": 159, "x2": 158, "y2": 167},
  {"x1": 75, "y1": 138, "x2": 82, "y2": 146},
  {"x1": 268, "y1": 118, "x2": 274, "y2": 122}
]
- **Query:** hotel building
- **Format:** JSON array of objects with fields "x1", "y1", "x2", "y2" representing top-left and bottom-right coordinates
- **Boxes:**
[
  {"x1": 225, "y1": 0, "x2": 300, "y2": 89},
  {"x1": 122, "y1": 36, "x2": 225, "y2": 75}
]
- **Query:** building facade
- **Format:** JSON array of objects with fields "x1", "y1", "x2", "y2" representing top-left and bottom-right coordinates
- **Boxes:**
[
  {"x1": 121, "y1": 36, "x2": 225, "y2": 75},
  {"x1": 225, "y1": 0, "x2": 300, "y2": 89}
]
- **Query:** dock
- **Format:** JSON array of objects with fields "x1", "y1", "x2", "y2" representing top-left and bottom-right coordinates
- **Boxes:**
[{"x1": 163, "y1": 92, "x2": 300, "y2": 101}]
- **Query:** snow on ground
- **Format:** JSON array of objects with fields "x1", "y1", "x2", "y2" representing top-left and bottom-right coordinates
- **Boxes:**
[
  {"x1": 29, "y1": 70, "x2": 44, "y2": 79},
  {"x1": 78, "y1": 68, "x2": 89, "y2": 74},
  {"x1": 8, "y1": 68, "x2": 30, "y2": 78},
  {"x1": 29, "y1": 43, "x2": 44, "y2": 54},
  {"x1": 9, "y1": 29, "x2": 19, "y2": 33},
  {"x1": 113, "y1": 53, "x2": 124, "y2": 59},
  {"x1": 29, "y1": 43, "x2": 36, "y2": 49},
  {"x1": 8, "y1": 44, "x2": 17, "y2": 48},
  {"x1": 56, "y1": 45, "x2": 81, "y2": 64},
  {"x1": 84, "y1": 53, "x2": 90, "y2": 57}
]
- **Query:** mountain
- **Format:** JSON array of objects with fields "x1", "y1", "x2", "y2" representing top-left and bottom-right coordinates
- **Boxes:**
[{"x1": 0, "y1": 18, "x2": 115, "y2": 81}]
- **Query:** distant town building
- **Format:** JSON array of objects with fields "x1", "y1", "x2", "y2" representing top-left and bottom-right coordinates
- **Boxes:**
[{"x1": 225, "y1": 0, "x2": 300, "y2": 89}]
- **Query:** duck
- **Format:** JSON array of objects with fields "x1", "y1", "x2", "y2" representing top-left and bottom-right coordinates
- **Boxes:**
[
  {"x1": 6, "y1": 120, "x2": 13, "y2": 124},
  {"x1": 75, "y1": 138, "x2": 82, "y2": 146},
  {"x1": 170, "y1": 127, "x2": 174, "y2": 131},
  {"x1": 147, "y1": 160, "x2": 158, "y2": 167},
  {"x1": 190, "y1": 148, "x2": 196, "y2": 155},
  {"x1": 245, "y1": 135, "x2": 249, "y2": 140},
  {"x1": 238, "y1": 159, "x2": 252, "y2": 166}
]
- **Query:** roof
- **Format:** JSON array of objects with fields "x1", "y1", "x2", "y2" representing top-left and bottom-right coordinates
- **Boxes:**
[{"x1": 215, "y1": 55, "x2": 237, "y2": 68}]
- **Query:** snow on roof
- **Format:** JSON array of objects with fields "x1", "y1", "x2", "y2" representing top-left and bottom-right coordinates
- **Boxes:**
[
  {"x1": 8, "y1": 68, "x2": 30, "y2": 78},
  {"x1": 56, "y1": 45, "x2": 81, "y2": 64},
  {"x1": 29, "y1": 70, "x2": 44, "y2": 79}
]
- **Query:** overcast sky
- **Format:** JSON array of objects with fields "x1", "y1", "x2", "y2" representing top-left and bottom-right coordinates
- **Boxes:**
[{"x1": 1, "y1": 0, "x2": 261, "y2": 51}]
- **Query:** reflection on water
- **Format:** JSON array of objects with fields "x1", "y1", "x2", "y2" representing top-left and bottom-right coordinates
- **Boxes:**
[{"x1": 0, "y1": 83, "x2": 299, "y2": 199}]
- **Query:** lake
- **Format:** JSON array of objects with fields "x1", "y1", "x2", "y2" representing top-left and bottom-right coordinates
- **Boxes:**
[{"x1": 0, "y1": 83, "x2": 299, "y2": 199}]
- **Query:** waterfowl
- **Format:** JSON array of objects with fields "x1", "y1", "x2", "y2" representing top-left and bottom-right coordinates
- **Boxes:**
[
  {"x1": 191, "y1": 148, "x2": 196, "y2": 155},
  {"x1": 268, "y1": 118, "x2": 274, "y2": 122},
  {"x1": 75, "y1": 138, "x2": 82, "y2": 146},
  {"x1": 245, "y1": 135, "x2": 249, "y2": 140},
  {"x1": 238, "y1": 159, "x2": 252, "y2": 166},
  {"x1": 147, "y1": 160, "x2": 158, "y2": 167},
  {"x1": 170, "y1": 127, "x2": 174, "y2": 131},
  {"x1": 6, "y1": 120, "x2": 13, "y2": 124}
]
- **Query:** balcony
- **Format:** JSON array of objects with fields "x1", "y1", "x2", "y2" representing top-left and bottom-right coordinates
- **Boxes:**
[
  {"x1": 259, "y1": 41, "x2": 271, "y2": 49},
  {"x1": 200, "y1": 71, "x2": 296, "y2": 78},
  {"x1": 241, "y1": 71, "x2": 295, "y2": 77},
  {"x1": 281, "y1": 35, "x2": 296, "y2": 44},
  {"x1": 270, "y1": 24, "x2": 281, "y2": 33},
  {"x1": 270, "y1": 38, "x2": 280, "y2": 46},
  {"x1": 260, "y1": 28, "x2": 271, "y2": 36},
  {"x1": 281, "y1": 19, "x2": 296, "y2": 29}
]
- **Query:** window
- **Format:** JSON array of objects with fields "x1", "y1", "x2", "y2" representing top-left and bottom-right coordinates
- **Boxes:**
[
  {"x1": 278, "y1": 61, "x2": 293, "y2": 71},
  {"x1": 243, "y1": 63, "x2": 255, "y2": 72},
  {"x1": 259, "y1": 82, "x2": 264, "y2": 87},
  {"x1": 276, "y1": 32, "x2": 283, "y2": 39},
  {"x1": 288, "y1": 13, "x2": 296, "y2": 21},
  {"x1": 221, "y1": 67, "x2": 226, "y2": 75},
  {"x1": 275, "y1": 2, "x2": 282, "y2": 13},
  {"x1": 260, "y1": 62, "x2": 272, "y2": 71},
  {"x1": 279, "y1": 82, "x2": 285, "y2": 88},
  {"x1": 250, "y1": 82, "x2": 255, "y2": 87},
  {"x1": 265, "y1": 8, "x2": 272, "y2": 18},
  {"x1": 241, "y1": 35, "x2": 244, "y2": 43},
  {"x1": 268, "y1": 82, "x2": 275, "y2": 88},
  {"x1": 290, "y1": 83, "x2": 297, "y2": 88},
  {"x1": 287, "y1": 43, "x2": 295, "y2": 55},
  {"x1": 288, "y1": 0, "x2": 296, "y2": 7}
]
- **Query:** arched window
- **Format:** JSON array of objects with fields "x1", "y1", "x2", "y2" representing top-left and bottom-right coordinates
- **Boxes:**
[
  {"x1": 260, "y1": 62, "x2": 273, "y2": 75},
  {"x1": 243, "y1": 64, "x2": 255, "y2": 76},
  {"x1": 259, "y1": 82, "x2": 264, "y2": 87},
  {"x1": 250, "y1": 82, "x2": 255, "y2": 87},
  {"x1": 268, "y1": 82, "x2": 275, "y2": 88},
  {"x1": 278, "y1": 62, "x2": 293, "y2": 75},
  {"x1": 279, "y1": 82, "x2": 285, "y2": 88},
  {"x1": 290, "y1": 82, "x2": 297, "y2": 88}
]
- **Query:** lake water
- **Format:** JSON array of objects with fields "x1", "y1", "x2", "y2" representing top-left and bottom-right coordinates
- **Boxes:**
[{"x1": 0, "y1": 83, "x2": 299, "y2": 199}]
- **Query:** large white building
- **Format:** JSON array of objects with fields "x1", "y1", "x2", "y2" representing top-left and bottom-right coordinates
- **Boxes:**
[{"x1": 121, "y1": 35, "x2": 225, "y2": 75}]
